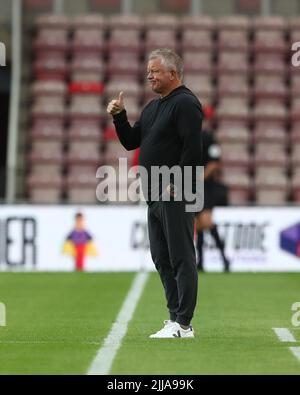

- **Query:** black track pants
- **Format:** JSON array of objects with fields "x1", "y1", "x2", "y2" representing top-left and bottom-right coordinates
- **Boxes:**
[{"x1": 147, "y1": 200, "x2": 198, "y2": 326}]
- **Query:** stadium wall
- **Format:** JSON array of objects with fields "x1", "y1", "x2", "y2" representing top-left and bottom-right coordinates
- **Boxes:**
[{"x1": 0, "y1": 205, "x2": 299, "y2": 272}]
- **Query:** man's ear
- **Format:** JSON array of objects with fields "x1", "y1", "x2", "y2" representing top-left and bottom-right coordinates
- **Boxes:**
[{"x1": 169, "y1": 69, "x2": 176, "y2": 80}]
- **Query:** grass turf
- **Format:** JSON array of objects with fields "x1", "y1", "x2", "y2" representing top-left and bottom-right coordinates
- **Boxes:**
[
  {"x1": 0, "y1": 272, "x2": 300, "y2": 374},
  {"x1": 111, "y1": 273, "x2": 300, "y2": 375},
  {"x1": 0, "y1": 273, "x2": 134, "y2": 374}
]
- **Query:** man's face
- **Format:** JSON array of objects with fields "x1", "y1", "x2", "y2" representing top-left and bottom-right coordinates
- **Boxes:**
[{"x1": 147, "y1": 58, "x2": 175, "y2": 94}]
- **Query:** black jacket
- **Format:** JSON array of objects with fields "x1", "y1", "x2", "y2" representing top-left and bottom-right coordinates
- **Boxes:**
[{"x1": 113, "y1": 85, "x2": 203, "y2": 202}]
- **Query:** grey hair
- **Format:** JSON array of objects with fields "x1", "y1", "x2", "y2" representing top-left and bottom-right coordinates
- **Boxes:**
[{"x1": 148, "y1": 48, "x2": 184, "y2": 81}]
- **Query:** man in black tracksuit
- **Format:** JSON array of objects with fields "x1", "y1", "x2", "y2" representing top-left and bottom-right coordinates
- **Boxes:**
[{"x1": 107, "y1": 49, "x2": 203, "y2": 338}]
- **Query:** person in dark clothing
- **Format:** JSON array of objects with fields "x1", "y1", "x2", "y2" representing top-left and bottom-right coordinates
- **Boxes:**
[
  {"x1": 107, "y1": 48, "x2": 203, "y2": 338},
  {"x1": 195, "y1": 106, "x2": 230, "y2": 273}
]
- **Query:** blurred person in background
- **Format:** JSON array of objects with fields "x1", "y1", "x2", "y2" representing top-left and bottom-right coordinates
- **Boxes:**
[
  {"x1": 195, "y1": 105, "x2": 230, "y2": 273},
  {"x1": 63, "y1": 212, "x2": 98, "y2": 271}
]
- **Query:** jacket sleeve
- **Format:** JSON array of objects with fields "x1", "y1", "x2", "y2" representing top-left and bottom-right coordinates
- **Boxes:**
[
  {"x1": 113, "y1": 110, "x2": 141, "y2": 151},
  {"x1": 175, "y1": 97, "x2": 203, "y2": 192},
  {"x1": 175, "y1": 97, "x2": 203, "y2": 167}
]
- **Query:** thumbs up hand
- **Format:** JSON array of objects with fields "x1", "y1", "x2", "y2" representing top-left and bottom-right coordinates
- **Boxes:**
[{"x1": 107, "y1": 91, "x2": 125, "y2": 116}]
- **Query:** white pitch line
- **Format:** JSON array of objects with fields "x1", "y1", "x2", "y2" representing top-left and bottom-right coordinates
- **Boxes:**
[
  {"x1": 289, "y1": 347, "x2": 300, "y2": 363},
  {"x1": 272, "y1": 328, "x2": 297, "y2": 342},
  {"x1": 87, "y1": 271, "x2": 149, "y2": 375}
]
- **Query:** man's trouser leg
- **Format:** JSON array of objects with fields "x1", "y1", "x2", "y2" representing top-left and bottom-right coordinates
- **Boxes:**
[
  {"x1": 160, "y1": 200, "x2": 198, "y2": 326},
  {"x1": 148, "y1": 202, "x2": 179, "y2": 322}
]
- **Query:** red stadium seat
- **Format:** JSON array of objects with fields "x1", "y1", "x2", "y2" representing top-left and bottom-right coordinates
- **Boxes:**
[
  {"x1": 222, "y1": 166, "x2": 252, "y2": 204},
  {"x1": 144, "y1": 14, "x2": 178, "y2": 31},
  {"x1": 145, "y1": 30, "x2": 177, "y2": 52},
  {"x1": 291, "y1": 75, "x2": 300, "y2": 98},
  {"x1": 107, "y1": 29, "x2": 142, "y2": 53},
  {"x1": 27, "y1": 173, "x2": 64, "y2": 203},
  {"x1": 29, "y1": 149, "x2": 64, "y2": 176},
  {"x1": 290, "y1": 123, "x2": 300, "y2": 142},
  {"x1": 105, "y1": 79, "x2": 142, "y2": 100},
  {"x1": 291, "y1": 168, "x2": 300, "y2": 202},
  {"x1": 67, "y1": 121, "x2": 102, "y2": 142},
  {"x1": 228, "y1": 189, "x2": 251, "y2": 205},
  {"x1": 255, "y1": 190, "x2": 288, "y2": 205},
  {"x1": 68, "y1": 95, "x2": 103, "y2": 121},
  {"x1": 72, "y1": 14, "x2": 106, "y2": 30},
  {"x1": 180, "y1": 15, "x2": 215, "y2": 31},
  {"x1": 106, "y1": 51, "x2": 142, "y2": 77},
  {"x1": 289, "y1": 98, "x2": 300, "y2": 122},
  {"x1": 36, "y1": 14, "x2": 70, "y2": 30},
  {"x1": 253, "y1": 31, "x2": 286, "y2": 54},
  {"x1": 255, "y1": 166, "x2": 290, "y2": 204},
  {"x1": 31, "y1": 97, "x2": 66, "y2": 120},
  {"x1": 69, "y1": 81, "x2": 104, "y2": 95},
  {"x1": 70, "y1": 55, "x2": 105, "y2": 82},
  {"x1": 68, "y1": 140, "x2": 99, "y2": 157},
  {"x1": 72, "y1": 29, "x2": 105, "y2": 53},
  {"x1": 183, "y1": 52, "x2": 213, "y2": 74},
  {"x1": 253, "y1": 123, "x2": 287, "y2": 146},
  {"x1": 254, "y1": 145, "x2": 288, "y2": 167},
  {"x1": 181, "y1": 30, "x2": 213, "y2": 52},
  {"x1": 33, "y1": 56, "x2": 68, "y2": 81},
  {"x1": 217, "y1": 30, "x2": 249, "y2": 52},
  {"x1": 216, "y1": 125, "x2": 250, "y2": 144},
  {"x1": 29, "y1": 119, "x2": 65, "y2": 140},
  {"x1": 34, "y1": 29, "x2": 69, "y2": 53},
  {"x1": 253, "y1": 101, "x2": 288, "y2": 124},
  {"x1": 66, "y1": 150, "x2": 102, "y2": 177},
  {"x1": 217, "y1": 15, "x2": 251, "y2": 31},
  {"x1": 66, "y1": 173, "x2": 98, "y2": 204},
  {"x1": 31, "y1": 137, "x2": 63, "y2": 154},
  {"x1": 31, "y1": 80, "x2": 67, "y2": 98},
  {"x1": 217, "y1": 98, "x2": 250, "y2": 122},
  {"x1": 290, "y1": 143, "x2": 300, "y2": 167},
  {"x1": 220, "y1": 144, "x2": 251, "y2": 169},
  {"x1": 253, "y1": 16, "x2": 287, "y2": 31},
  {"x1": 108, "y1": 14, "x2": 144, "y2": 30},
  {"x1": 217, "y1": 52, "x2": 249, "y2": 75},
  {"x1": 217, "y1": 75, "x2": 250, "y2": 98},
  {"x1": 254, "y1": 53, "x2": 286, "y2": 76}
]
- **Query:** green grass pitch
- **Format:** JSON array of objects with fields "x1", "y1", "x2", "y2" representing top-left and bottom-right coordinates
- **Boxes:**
[{"x1": 0, "y1": 272, "x2": 300, "y2": 374}]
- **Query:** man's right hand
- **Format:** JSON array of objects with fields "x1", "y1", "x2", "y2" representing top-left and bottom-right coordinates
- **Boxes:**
[{"x1": 107, "y1": 91, "x2": 125, "y2": 116}]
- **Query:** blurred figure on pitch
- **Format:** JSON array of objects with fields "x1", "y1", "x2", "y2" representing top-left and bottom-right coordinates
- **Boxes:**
[
  {"x1": 196, "y1": 105, "x2": 230, "y2": 273},
  {"x1": 63, "y1": 212, "x2": 98, "y2": 272}
]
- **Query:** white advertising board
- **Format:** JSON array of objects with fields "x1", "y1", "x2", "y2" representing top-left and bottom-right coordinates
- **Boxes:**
[{"x1": 0, "y1": 205, "x2": 299, "y2": 272}]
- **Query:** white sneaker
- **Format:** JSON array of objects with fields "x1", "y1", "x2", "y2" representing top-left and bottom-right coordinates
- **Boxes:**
[
  {"x1": 149, "y1": 321, "x2": 195, "y2": 338},
  {"x1": 149, "y1": 320, "x2": 174, "y2": 338}
]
